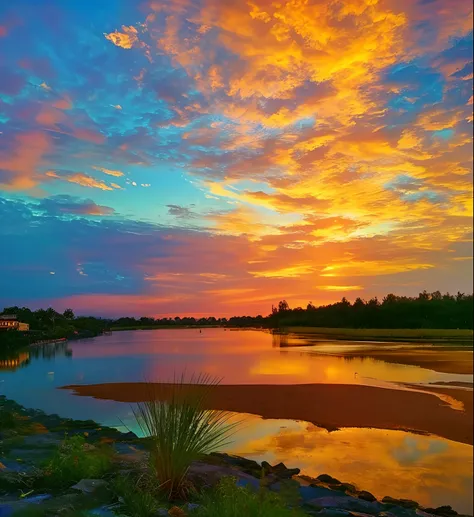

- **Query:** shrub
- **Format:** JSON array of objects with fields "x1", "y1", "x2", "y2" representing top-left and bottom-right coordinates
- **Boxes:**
[
  {"x1": 132, "y1": 374, "x2": 240, "y2": 499},
  {"x1": 111, "y1": 475, "x2": 162, "y2": 517},
  {"x1": 41, "y1": 435, "x2": 112, "y2": 489},
  {"x1": 191, "y1": 476, "x2": 306, "y2": 516}
]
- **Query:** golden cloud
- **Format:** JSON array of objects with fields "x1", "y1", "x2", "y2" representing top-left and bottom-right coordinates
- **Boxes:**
[{"x1": 104, "y1": 25, "x2": 139, "y2": 49}]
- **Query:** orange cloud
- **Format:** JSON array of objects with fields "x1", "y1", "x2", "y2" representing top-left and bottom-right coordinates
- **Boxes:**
[
  {"x1": 45, "y1": 171, "x2": 119, "y2": 191},
  {"x1": 0, "y1": 131, "x2": 51, "y2": 190},
  {"x1": 92, "y1": 166, "x2": 125, "y2": 177},
  {"x1": 104, "y1": 25, "x2": 139, "y2": 49}
]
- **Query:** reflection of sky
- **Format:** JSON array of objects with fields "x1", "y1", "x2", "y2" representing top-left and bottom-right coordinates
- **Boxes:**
[
  {"x1": 1, "y1": 330, "x2": 472, "y2": 513},
  {"x1": 1, "y1": 330, "x2": 471, "y2": 410},
  {"x1": 224, "y1": 418, "x2": 473, "y2": 514},
  {"x1": 1, "y1": 330, "x2": 471, "y2": 415}
]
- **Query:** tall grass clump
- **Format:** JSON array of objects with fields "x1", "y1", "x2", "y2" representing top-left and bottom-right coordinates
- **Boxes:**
[
  {"x1": 132, "y1": 373, "x2": 240, "y2": 500},
  {"x1": 190, "y1": 476, "x2": 306, "y2": 517}
]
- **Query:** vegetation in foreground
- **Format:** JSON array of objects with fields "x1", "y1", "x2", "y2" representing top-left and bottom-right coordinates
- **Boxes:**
[
  {"x1": 191, "y1": 476, "x2": 306, "y2": 517},
  {"x1": 132, "y1": 374, "x2": 240, "y2": 500},
  {"x1": 0, "y1": 395, "x2": 469, "y2": 517}
]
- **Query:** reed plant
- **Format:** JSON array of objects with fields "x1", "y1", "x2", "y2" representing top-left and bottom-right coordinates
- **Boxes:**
[{"x1": 132, "y1": 373, "x2": 240, "y2": 499}]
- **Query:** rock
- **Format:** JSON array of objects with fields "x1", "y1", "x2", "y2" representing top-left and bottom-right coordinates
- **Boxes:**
[
  {"x1": 382, "y1": 497, "x2": 419, "y2": 509},
  {"x1": 71, "y1": 478, "x2": 108, "y2": 494},
  {"x1": 0, "y1": 504, "x2": 13, "y2": 517},
  {"x1": 0, "y1": 460, "x2": 25, "y2": 473},
  {"x1": 424, "y1": 507, "x2": 458, "y2": 517},
  {"x1": 120, "y1": 431, "x2": 138, "y2": 441},
  {"x1": 22, "y1": 433, "x2": 62, "y2": 447},
  {"x1": 317, "y1": 474, "x2": 342, "y2": 485},
  {"x1": 188, "y1": 462, "x2": 260, "y2": 491},
  {"x1": 156, "y1": 509, "x2": 169, "y2": 516},
  {"x1": 207, "y1": 453, "x2": 262, "y2": 476},
  {"x1": 261, "y1": 460, "x2": 300, "y2": 479},
  {"x1": 358, "y1": 491, "x2": 377, "y2": 502},
  {"x1": 300, "y1": 485, "x2": 338, "y2": 502},
  {"x1": 168, "y1": 507, "x2": 186, "y2": 517},
  {"x1": 316, "y1": 510, "x2": 352, "y2": 517},
  {"x1": 22, "y1": 494, "x2": 51, "y2": 504},
  {"x1": 333, "y1": 483, "x2": 357, "y2": 493},
  {"x1": 306, "y1": 495, "x2": 381, "y2": 514},
  {"x1": 185, "y1": 503, "x2": 200, "y2": 511}
]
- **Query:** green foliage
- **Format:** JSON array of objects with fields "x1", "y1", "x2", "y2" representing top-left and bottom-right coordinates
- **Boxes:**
[
  {"x1": 111, "y1": 475, "x2": 163, "y2": 517},
  {"x1": 40, "y1": 435, "x2": 112, "y2": 489},
  {"x1": 191, "y1": 477, "x2": 306, "y2": 517},
  {"x1": 133, "y1": 374, "x2": 240, "y2": 500}
]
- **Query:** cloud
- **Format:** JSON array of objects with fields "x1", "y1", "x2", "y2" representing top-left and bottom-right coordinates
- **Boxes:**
[
  {"x1": 37, "y1": 195, "x2": 115, "y2": 216},
  {"x1": 0, "y1": 131, "x2": 51, "y2": 190},
  {"x1": 104, "y1": 26, "x2": 139, "y2": 49},
  {"x1": 45, "y1": 170, "x2": 120, "y2": 191},
  {"x1": 167, "y1": 204, "x2": 197, "y2": 219},
  {"x1": 92, "y1": 166, "x2": 125, "y2": 177},
  {"x1": 0, "y1": 0, "x2": 472, "y2": 314}
]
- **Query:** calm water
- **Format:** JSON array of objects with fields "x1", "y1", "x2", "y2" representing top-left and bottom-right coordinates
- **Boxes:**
[{"x1": 0, "y1": 329, "x2": 472, "y2": 512}]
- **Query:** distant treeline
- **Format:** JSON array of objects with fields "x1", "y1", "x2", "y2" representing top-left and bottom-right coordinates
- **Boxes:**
[
  {"x1": 0, "y1": 291, "x2": 472, "y2": 346},
  {"x1": 269, "y1": 291, "x2": 473, "y2": 329}
]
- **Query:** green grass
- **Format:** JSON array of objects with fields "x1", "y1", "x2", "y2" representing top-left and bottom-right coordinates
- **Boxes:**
[
  {"x1": 39, "y1": 435, "x2": 112, "y2": 490},
  {"x1": 190, "y1": 477, "x2": 306, "y2": 517},
  {"x1": 283, "y1": 326, "x2": 473, "y2": 341},
  {"x1": 111, "y1": 475, "x2": 164, "y2": 517},
  {"x1": 132, "y1": 374, "x2": 241, "y2": 500}
]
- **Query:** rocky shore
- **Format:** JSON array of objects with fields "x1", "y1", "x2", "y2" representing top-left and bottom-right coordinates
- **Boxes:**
[{"x1": 0, "y1": 396, "x2": 471, "y2": 517}]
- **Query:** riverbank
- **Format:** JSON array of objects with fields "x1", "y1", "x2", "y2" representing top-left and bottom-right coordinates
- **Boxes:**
[
  {"x1": 283, "y1": 327, "x2": 474, "y2": 342},
  {"x1": 0, "y1": 396, "x2": 471, "y2": 517},
  {"x1": 63, "y1": 382, "x2": 473, "y2": 446}
]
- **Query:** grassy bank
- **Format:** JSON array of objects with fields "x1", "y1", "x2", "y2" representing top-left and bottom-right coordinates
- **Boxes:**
[
  {"x1": 110, "y1": 325, "x2": 222, "y2": 331},
  {"x1": 282, "y1": 327, "x2": 474, "y2": 342}
]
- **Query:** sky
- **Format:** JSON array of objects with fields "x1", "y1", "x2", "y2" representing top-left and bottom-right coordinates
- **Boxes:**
[{"x1": 0, "y1": 0, "x2": 472, "y2": 317}]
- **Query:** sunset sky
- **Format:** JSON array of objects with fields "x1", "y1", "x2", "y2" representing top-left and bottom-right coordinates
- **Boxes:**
[{"x1": 0, "y1": 0, "x2": 472, "y2": 317}]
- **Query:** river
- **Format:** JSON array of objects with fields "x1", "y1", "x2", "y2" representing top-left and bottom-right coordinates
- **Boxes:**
[{"x1": 0, "y1": 328, "x2": 472, "y2": 512}]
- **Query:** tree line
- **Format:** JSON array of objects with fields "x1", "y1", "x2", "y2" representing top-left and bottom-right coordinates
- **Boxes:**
[
  {"x1": 269, "y1": 291, "x2": 473, "y2": 329},
  {"x1": 0, "y1": 291, "x2": 472, "y2": 345}
]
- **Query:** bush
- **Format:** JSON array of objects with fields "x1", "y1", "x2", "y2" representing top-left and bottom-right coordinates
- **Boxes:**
[
  {"x1": 132, "y1": 374, "x2": 240, "y2": 500},
  {"x1": 191, "y1": 477, "x2": 306, "y2": 516},
  {"x1": 111, "y1": 475, "x2": 163, "y2": 517},
  {"x1": 41, "y1": 435, "x2": 112, "y2": 489}
]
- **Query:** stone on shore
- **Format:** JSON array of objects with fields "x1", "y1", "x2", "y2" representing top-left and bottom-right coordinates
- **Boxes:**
[
  {"x1": 317, "y1": 474, "x2": 343, "y2": 485},
  {"x1": 357, "y1": 490, "x2": 377, "y2": 502},
  {"x1": 424, "y1": 506, "x2": 458, "y2": 517},
  {"x1": 71, "y1": 478, "x2": 108, "y2": 494},
  {"x1": 383, "y1": 496, "x2": 419, "y2": 509}
]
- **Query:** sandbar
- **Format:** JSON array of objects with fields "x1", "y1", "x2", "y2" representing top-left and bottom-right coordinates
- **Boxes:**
[{"x1": 62, "y1": 382, "x2": 473, "y2": 446}]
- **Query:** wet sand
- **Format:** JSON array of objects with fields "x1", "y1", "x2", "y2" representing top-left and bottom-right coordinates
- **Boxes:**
[
  {"x1": 63, "y1": 382, "x2": 473, "y2": 446},
  {"x1": 331, "y1": 349, "x2": 473, "y2": 374}
]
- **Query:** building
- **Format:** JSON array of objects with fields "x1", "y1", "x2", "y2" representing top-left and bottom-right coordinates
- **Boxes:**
[{"x1": 0, "y1": 315, "x2": 30, "y2": 331}]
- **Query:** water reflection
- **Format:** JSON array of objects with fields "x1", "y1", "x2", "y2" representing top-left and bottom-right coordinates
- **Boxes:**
[
  {"x1": 29, "y1": 341, "x2": 73, "y2": 360},
  {"x1": 1, "y1": 330, "x2": 471, "y2": 390},
  {"x1": 0, "y1": 351, "x2": 30, "y2": 371},
  {"x1": 0, "y1": 341, "x2": 72, "y2": 372},
  {"x1": 0, "y1": 330, "x2": 471, "y2": 514},
  {"x1": 110, "y1": 408, "x2": 472, "y2": 514},
  {"x1": 225, "y1": 416, "x2": 473, "y2": 514}
]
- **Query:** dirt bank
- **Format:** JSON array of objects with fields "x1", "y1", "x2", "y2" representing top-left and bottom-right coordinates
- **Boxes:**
[{"x1": 62, "y1": 382, "x2": 473, "y2": 446}]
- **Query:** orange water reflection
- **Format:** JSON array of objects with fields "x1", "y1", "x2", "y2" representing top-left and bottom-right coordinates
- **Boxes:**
[
  {"x1": 68, "y1": 329, "x2": 471, "y2": 388},
  {"x1": 223, "y1": 414, "x2": 473, "y2": 514}
]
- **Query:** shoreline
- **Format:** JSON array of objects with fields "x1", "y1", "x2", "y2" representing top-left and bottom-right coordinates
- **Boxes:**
[
  {"x1": 62, "y1": 382, "x2": 473, "y2": 446},
  {"x1": 1, "y1": 395, "x2": 471, "y2": 516}
]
